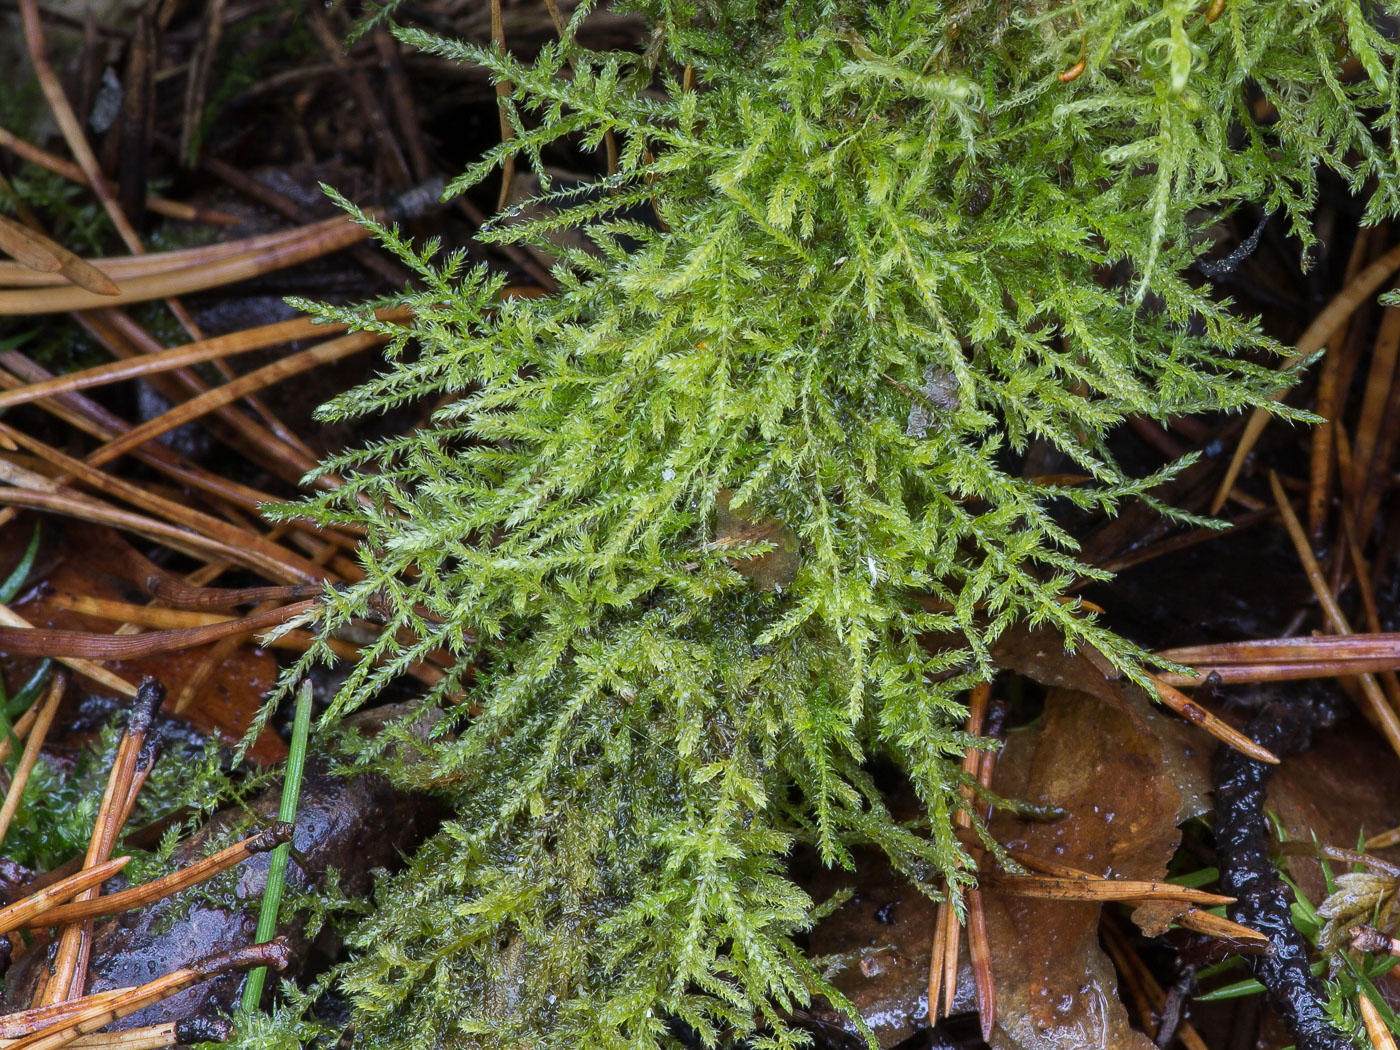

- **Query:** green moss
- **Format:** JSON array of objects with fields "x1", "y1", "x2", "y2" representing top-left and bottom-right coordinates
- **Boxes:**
[{"x1": 259, "y1": 2, "x2": 1400, "y2": 1046}]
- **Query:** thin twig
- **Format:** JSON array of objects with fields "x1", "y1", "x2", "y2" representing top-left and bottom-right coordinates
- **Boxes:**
[{"x1": 1269, "y1": 471, "x2": 1400, "y2": 759}]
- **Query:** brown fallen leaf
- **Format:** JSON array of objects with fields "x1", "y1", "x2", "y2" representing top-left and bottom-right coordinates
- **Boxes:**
[
  {"x1": 713, "y1": 489, "x2": 801, "y2": 591},
  {"x1": 983, "y1": 687, "x2": 1186, "y2": 1050}
]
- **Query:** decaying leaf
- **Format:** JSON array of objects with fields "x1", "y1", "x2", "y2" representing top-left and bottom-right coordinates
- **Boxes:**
[
  {"x1": 804, "y1": 686, "x2": 1198, "y2": 1050},
  {"x1": 984, "y1": 687, "x2": 1186, "y2": 1050},
  {"x1": 713, "y1": 489, "x2": 801, "y2": 591}
]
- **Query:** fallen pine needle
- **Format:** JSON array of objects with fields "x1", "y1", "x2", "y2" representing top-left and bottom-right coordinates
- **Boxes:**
[
  {"x1": 976, "y1": 873, "x2": 1234, "y2": 905},
  {"x1": 1270, "y1": 471, "x2": 1400, "y2": 761},
  {"x1": 1146, "y1": 672, "x2": 1280, "y2": 764},
  {"x1": 16, "y1": 825, "x2": 291, "y2": 929},
  {"x1": 0, "y1": 858, "x2": 130, "y2": 937},
  {"x1": 0, "y1": 673, "x2": 67, "y2": 848}
]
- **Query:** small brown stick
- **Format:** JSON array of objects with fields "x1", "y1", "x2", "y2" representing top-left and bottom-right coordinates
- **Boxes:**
[
  {"x1": 115, "y1": 11, "x2": 154, "y2": 227},
  {"x1": 0, "y1": 215, "x2": 116, "y2": 296},
  {"x1": 10, "y1": 939, "x2": 292, "y2": 1050},
  {"x1": 1308, "y1": 230, "x2": 1370, "y2": 540},
  {"x1": 1205, "y1": 0, "x2": 1227, "y2": 22},
  {"x1": 162, "y1": 141, "x2": 406, "y2": 288},
  {"x1": 373, "y1": 31, "x2": 431, "y2": 182},
  {"x1": 0, "y1": 220, "x2": 358, "y2": 288},
  {"x1": 1145, "y1": 672, "x2": 1281, "y2": 764},
  {"x1": 48, "y1": 595, "x2": 278, "y2": 629},
  {"x1": 0, "y1": 858, "x2": 130, "y2": 937},
  {"x1": 1338, "y1": 508, "x2": 1400, "y2": 708},
  {"x1": 1095, "y1": 509, "x2": 1274, "y2": 575},
  {"x1": 1100, "y1": 919, "x2": 1158, "y2": 1040},
  {"x1": 0, "y1": 599, "x2": 319, "y2": 660},
  {"x1": 81, "y1": 332, "x2": 387, "y2": 470},
  {"x1": 0, "y1": 309, "x2": 409, "y2": 411},
  {"x1": 0, "y1": 1024, "x2": 215, "y2": 1047},
  {"x1": 1170, "y1": 906, "x2": 1269, "y2": 946},
  {"x1": 68, "y1": 311, "x2": 331, "y2": 495},
  {"x1": 43, "y1": 680, "x2": 161, "y2": 1004},
  {"x1": 965, "y1": 702, "x2": 1004, "y2": 1041},
  {"x1": 0, "y1": 217, "x2": 372, "y2": 314},
  {"x1": 0, "y1": 354, "x2": 295, "y2": 522},
  {"x1": 0, "y1": 126, "x2": 238, "y2": 225},
  {"x1": 18, "y1": 825, "x2": 292, "y2": 930},
  {"x1": 1159, "y1": 634, "x2": 1400, "y2": 666},
  {"x1": 15, "y1": 0, "x2": 146, "y2": 254},
  {"x1": 0, "y1": 674, "x2": 67, "y2": 849},
  {"x1": 0, "y1": 605, "x2": 133, "y2": 698},
  {"x1": 946, "y1": 683, "x2": 989, "y2": 1014},
  {"x1": 1269, "y1": 470, "x2": 1400, "y2": 759},
  {"x1": 1155, "y1": 659, "x2": 1400, "y2": 686},
  {"x1": 1212, "y1": 240, "x2": 1400, "y2": 514},
  {"x1": 929, "y1": 684, "x2": 989, "y2": 1020},
  {"x1": 1348, "y1": 303, "x2": 1400, "y2": 524}
]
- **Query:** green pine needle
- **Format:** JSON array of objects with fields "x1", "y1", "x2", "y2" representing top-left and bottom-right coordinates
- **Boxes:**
[{"x1": 240, "y1": 679, "x2": 313, "y2": 1014}]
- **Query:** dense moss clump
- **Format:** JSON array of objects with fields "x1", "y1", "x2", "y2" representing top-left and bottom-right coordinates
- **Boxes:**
[{"x1": 265, "y1": 2, "x2": 1400, "y2": 1046}]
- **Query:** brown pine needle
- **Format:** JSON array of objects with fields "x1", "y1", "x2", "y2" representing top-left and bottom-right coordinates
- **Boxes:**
[
  {"x1": 1170, "y1": 906, "x2": 1269, "y2": 946},
  {"x1": 8, "y1": 940, "x2": 292, "y2": 1050},
  {"x1": 17, "y1": 825, "x2": 292, "y2": 930},
  {"x1": 0, "y1": 1022, "x2": 192, "y2": 1050},
  {"x1": 1160, "y1": 634, "x2": 1400, "y2": 666},
  {"x1": 43, "y1": 681, "x2": 160, "y2": 1005},
  {"x1": 0, "y1": 223, "x2": 364, "y2": 288},
  {"x1": 0, "y1": 309, "x2": 410, "y2": 412},
  {"x1": 83, "y1": 332, "x2": 386, "y2": 470},
  {"x1": 1145, "y1": 672, "x2": 1280, "y2": 764},
  {"x1": 1269, "y1": 470, "x2": 1400, "y2": 760},
  {"x1": 0, "y1": 605, "x2": 134, "y2": 698},
  {"x1": 0, "y1": 423, "x2": 328, "y2": 584},
  {"x1": 0, "y1": 599, "x2": 319, "y2": 660},
  {"x1": 0, "y1": 216, "x2": 117, "y2": 296},
  {"x1": 1155, "y1": 633, "x2": 1400, "y2": 686},
  {"x1": 1101, "y1": 918, "x2": 1211, "y2": 1050},
  {"x1": 1359, "y1": 991, "x2": 1397, "y2": 1050},
  {"x1": 976, "y1": 873, "x2": 1234, "y2": 905},
  {"x1": 0, "y1": 990, "x2": 133, "y2": 1039},
  {"x1": 1212, "y1": 240, "x2": 1400, "y2": 514},
  {"x1": 965, "y1": 887, "x2": 995, "y2": 1041},
  {"x1": 0, "y1": 858, "x2": 130, "y2": 937},
  {"x1": 0, "y1": 217, "x2": 371, "y2": 315},
  {"x1": 0, "y1": 488, "x2": 314, "y2": 584},
  {"x1": 0, "y1": 673, "x2": 67, "y2": 849}
]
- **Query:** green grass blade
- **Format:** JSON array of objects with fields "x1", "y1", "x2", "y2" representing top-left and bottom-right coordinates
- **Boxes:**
[
  {"x1": 0, "y1": 525, "x2": 40, "y2": 606},
  {"x1": 240, "y1": 679, "x2": 314, "y2": 1013}
]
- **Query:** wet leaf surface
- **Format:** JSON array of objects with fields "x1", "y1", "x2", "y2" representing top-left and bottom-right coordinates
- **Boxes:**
[
  {"x1": 3, "y1": 519, "x2": 285, "y2": 762},
  {"x1": 805, "y1": 686, "x2": 1203, "y2": 1050}
]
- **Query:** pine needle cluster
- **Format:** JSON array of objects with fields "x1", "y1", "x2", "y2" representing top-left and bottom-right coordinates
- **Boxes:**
[{"x1": 264, "y1": 2, "x2": 1400, "y2": 1046}]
